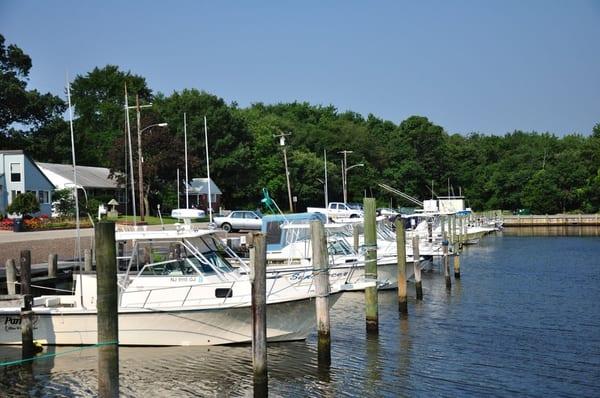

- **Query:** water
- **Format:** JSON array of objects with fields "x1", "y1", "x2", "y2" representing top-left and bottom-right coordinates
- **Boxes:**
[{"x1": 1, "y1": 232, "x2": 600, "y2": 397}]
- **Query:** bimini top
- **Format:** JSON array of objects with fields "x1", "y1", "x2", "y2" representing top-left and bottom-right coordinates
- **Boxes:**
[
  {"x1": 261, "y1": 212, "x2": 327, "y2": 251},
  {"x1": 116, "y1": 227, "x2": 220, "y2": 242}
]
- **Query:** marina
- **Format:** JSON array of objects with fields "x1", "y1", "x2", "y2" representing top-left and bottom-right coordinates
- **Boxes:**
[{"x1": 0, "y1": 229, "x2": 598, "y2": 396}]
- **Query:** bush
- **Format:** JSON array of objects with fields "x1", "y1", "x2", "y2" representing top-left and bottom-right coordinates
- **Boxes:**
[
  {"x1": 53, "y1": 188, "x2": 76, "y2": 217},
  {"x1": 6, "y1": 192, "x2": 40, "y2": 216}
]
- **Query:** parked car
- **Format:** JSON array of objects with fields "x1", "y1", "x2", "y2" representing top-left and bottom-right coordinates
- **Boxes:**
[
  {"x1": 213, "y1": 210, "x2": 263, "y2": 232},
  {"x1": 377, "y1": 207, "x2": 399, "y2": 216}
]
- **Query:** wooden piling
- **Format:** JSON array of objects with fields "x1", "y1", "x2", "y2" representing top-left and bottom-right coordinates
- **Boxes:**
[
  {"x1": 311, "y1": 220, "x2": 331, "y2": 364},
  {"x1": 250, "y1": 232, "x2": 268, "y2": 396},
  {"x1": 458, "y1": 217, "x2": 463, "y2": 248},
  {"x1": 454, "y1": 253, "x2": 461, "y2": 279},
  {"x1": 353, "y1": 224, "x2": 360, "y2": 253},
  {"x1": 95, "y1": 221, "x2": 119, "y2": 398},
  {"x1": 440, "y1": 215, "x2": 445, "y2": 237},
  {"x1": 395, "y1": 220, "x2": 408, "y2": 315},
  {"x1": 84, "y1": 248, "x2": 93, "y2": 272},
  {"x1": 48, "y1": 254, "x2": 58, "y2": 278},
  {"x1": 443, "y1": 233, "x2": 451, "y2": 289},
  {"x1": 5, "y1": 259, "x2": 17, "y2": 295},
  {"x1": 19, "y1": 250, "x2": 33, "y2": 358},
  {"x1": 412, "y1": 236, "x2": 423, "y2": 300},
  {"x1": 363, "y1": 197, "x2": 378, "y2": 333}
]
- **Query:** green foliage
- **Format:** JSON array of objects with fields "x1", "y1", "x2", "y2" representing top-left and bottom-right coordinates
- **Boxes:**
[
  {"x1": 6, "y1": 192, "x2": 40, "y2": 216},
  {"x1": 52, "y1": 188, "x2": 75, "y2": 217}
]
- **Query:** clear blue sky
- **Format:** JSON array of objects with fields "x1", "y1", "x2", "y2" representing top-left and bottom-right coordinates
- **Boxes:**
[{"x1": 2, "y1": 0, "x2": 599, "y2": 136}]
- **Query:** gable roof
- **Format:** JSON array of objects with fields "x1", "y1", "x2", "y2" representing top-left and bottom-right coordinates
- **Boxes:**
[
  {"x1": 37, "y1": 162, "x2": 121, "y2": 189},
  {"x1": 0, "y1": 150, "x2": 55, "y2": 188},
  {"x1": 186, "y1": 178, "x2": 222, "y2": 195}
]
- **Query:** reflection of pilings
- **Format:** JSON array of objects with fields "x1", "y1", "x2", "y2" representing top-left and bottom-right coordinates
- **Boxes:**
[
  {"x1": 395, "y1": 220, "x2": 408, "y2": 315},
  {"x1": 364, "y1": 198, "x2": 378, "y2": 334},
  {"x1": 96, "y1": 221, "x2": 119, "y2": 398},
  {"x1": 443, "y1": 234, "x2": 451, "y2": 289}
]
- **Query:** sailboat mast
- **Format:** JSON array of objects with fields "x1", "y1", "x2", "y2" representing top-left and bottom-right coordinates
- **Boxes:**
[
  {"x1": 124, "y1": 83, "x2": 137, "y2": 226},
  {"x1": 204, "y1": 116, "x2": 213, "y2": 223},
  {"x1": 66, "y1": 75, "x2": 83, "y2": 306},
  {"x1": 184, "y1": 113, "x2": 189, "y2": 209}
]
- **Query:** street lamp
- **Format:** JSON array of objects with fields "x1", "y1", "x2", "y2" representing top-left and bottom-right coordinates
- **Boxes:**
[
  {"x1": 137, "y1": 122, "x2": 168, "y2": 222},
  {"x1": 338, "y1": 150, "x2": 364, "y2": 204},
  {"x1": 274, "y1": 131, "x2": 293, "y2": 212}
]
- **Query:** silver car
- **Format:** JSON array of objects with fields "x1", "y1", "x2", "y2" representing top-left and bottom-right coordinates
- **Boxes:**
[{"x1": 213, "y1": 210, "x2": 263, "y2": 232}]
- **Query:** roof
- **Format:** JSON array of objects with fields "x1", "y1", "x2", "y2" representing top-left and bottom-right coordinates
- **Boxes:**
[
  {"x1": 186, "y1": 178, "x2": 222, "y2": 195},
  {"x1": 0, "y1": 150, "x2": 55, "y2": 188},
  {"x1": 37, "y1": 162, "x2": 121, "y2": 189}
]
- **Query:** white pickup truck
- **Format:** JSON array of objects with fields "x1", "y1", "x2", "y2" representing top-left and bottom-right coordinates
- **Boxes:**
[{"x1": 306, "y1": 202, "x2": 363, "y2": 220}]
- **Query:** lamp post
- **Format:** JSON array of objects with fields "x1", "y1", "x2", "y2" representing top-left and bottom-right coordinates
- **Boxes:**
[
  {"x1": 137, "y1": 120, "x2": 167, "y2": 222},
  {"x1": 338, "y1": 150, "x2": 364, "y2": 204},
  {"x1": 274, "y1": 131, "x2": 293, "y2": 212}
]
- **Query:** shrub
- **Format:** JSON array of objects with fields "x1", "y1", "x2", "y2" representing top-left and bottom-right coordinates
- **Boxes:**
[{"x1": 6, "y1": 192, "x2": 40, "y2": 216}]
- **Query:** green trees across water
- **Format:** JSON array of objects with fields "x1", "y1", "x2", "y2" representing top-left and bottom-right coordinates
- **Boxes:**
[{"x1": 2, "y1": 34, "x2": 599, "y2": 214}]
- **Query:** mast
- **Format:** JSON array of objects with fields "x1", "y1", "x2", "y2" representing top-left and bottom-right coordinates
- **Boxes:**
[
  {"x1": 124, "y1": 83, "x2": 137, "y2": 226},
  {"x1": 324, "y1": 149, "x2": 328, "y2": 208},
  {"x1": 66, "y1": 75, "x2": 83, "y2": 306},
  {"x1": 184, "y1": 113, "x2": 189, "y2": 209},
  {"x1": 204, "y1": 116, "x2": 213, "y2": 223}
]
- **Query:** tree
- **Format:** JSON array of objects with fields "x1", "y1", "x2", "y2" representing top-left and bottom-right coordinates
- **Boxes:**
[
  {"x1": 0, "y1": 34, "x2": 67, "y2": 154},
  {"x1": 6, "y1": 192, "x2": 40, "y2": 216},
  {"x1": 70, "y1": 65, "x2": 152, "y2": 166},
  {"x1": 52, "y1": 188, "x2": 76, "y2": 217}
]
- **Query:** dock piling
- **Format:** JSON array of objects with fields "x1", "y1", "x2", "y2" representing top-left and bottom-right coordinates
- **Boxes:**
[
  {"x1": 95, "y1": 221, "x2": 119, "y2": 398},
  {"x1": 395, "y1": 220, "x2": 408, "y2": 315},
  {"x1": 48, "y1": 253, "x2": 58, "y2": 279},
  {"x1": 364, "y1": 198, "x2": 379, "y2": 333},
  {"x1": 20, "y1": 250, "x2": 33, "y2": 359},
  {"x1": 84, "y1": 248, "x2": 93, "y2": 272},
  {"x1": 412, "y1": 236, "x2": 423, "y2": 300},
  {"x1": 311, "y1": 220, "x2": 331, "y2": 364},
  {"x1": 443, "y1": 233, "x2": 451, "y2": 289},
  {"x1": 353, "y1": 224, "x2": 360, "y2": 253},
  {"x1": 5, "y1": 259, "x2": 17, "y2": 295},
  {"x1": 250, "y1": 232, "x2": 268, "y2": 397},
  {"x1": 454, "y1": 253, "x2": 461, "y2": 279}
]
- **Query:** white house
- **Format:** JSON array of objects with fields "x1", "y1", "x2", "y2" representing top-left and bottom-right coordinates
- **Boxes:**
[
  {"x1": 0, "y1": 150, "x2": 55, "y2": 216},
  {"x1": 183, "y1": 177, "x2": 222, "y2": 212}
]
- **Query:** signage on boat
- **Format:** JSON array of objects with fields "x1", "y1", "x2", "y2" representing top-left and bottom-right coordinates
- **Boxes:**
[
  {"x1": 169, "y1": 276, "x2": 203, "y2": 283},
  {"x1": 288, "y1": 270, "x2": 349, "y2": 281},
  {"x1": 3, "y1": 315, "x2": 39, "y2": 332}
]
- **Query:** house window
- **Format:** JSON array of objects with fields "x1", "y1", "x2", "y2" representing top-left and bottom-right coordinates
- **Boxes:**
[
  {"x1": 38, "y1": 191, "x2": 49, "y2": 204},
  {"x1": 11, "y1": 190, "x2": 21, "y2": 201},
  {"x1": 10, "y1": 163, "x2": 21, "y2": 182}
]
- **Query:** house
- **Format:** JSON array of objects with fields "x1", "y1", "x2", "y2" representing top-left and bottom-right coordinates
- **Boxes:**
[
  {"x1": 37, "y1": 162, "x2": 125, "y2": 203},
  {"x1": 0, "y1": 150, "x2": 55, "y2": 216},
  {"x1": 182, "y1": 178, "x2": 222, "y2": 212}
]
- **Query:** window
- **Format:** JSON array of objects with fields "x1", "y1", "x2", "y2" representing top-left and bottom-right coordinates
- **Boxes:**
[
  {"x1": 231, "y1": 212, "x2": 243, "y2": 219},
  {"x1": 38, "y1": 191, "x2": 49, "y2": 204},
  {"x1": 11, "y1": 190, "x2": 21, "y2": 201},
  {"x1": 10, "y1": 163, "x2": 21, "y2": 182}
]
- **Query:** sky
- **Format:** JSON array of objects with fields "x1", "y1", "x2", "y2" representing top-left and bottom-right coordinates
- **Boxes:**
[{"x1": 2, "y1": 0, "x2": 599, "y2": 136}]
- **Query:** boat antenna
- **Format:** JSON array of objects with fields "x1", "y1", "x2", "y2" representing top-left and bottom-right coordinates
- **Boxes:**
[
  {"x1": 124, "y1": 82, "x2": 137, "y2": 227},
  {"x1": 204, "y1": 116, "x2": 213, "y2": 224},
  {"x1": 66, "y1": 73, "x2": 83, "y2": 307},
  {"x1": 184, "y1": 112, "x2": 189, "y2": 209}
]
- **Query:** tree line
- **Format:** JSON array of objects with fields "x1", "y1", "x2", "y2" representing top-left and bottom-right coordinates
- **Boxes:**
[{"x1": 2, "y1": 34, "x2": 599, "y2": 215}]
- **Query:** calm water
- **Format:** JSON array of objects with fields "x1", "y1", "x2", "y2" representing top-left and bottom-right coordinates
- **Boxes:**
[{"x1": 1, "y1": 232, "x2": 600, "y2": 397}]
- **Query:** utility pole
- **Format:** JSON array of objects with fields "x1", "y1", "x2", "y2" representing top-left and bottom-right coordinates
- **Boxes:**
[
  {"x1": 338, "y1": 150, "x2": 353, "y2": 204},
  {"x1": 136, "y1": 94, "x2": 144, "y2": 222},
  {"x1": 274, "y1": 131, "x2": 293, "y2": 212}
]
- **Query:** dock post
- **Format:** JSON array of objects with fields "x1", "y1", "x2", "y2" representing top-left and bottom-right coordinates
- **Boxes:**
[
  {"x1": 443, "y1": 233, "x2": 451, "y2": 289},
  {"x1": 412, "y1": 237, "x2": 423, "y2": 300},
  {"x1": 363, "y1": 197, "x2": 378, "y2": 334},
  {"x1": 95, "y1": 221, "x2": 119, "y2": 398},
  {"x1": 440, "y1": 215, "x2": 445, "y2": 238},
  {"x1": 84, "y1": 248, "x2": 93, "y2": 272},
  {"x1": 311, "y1": 220, "x2": 331, "y2": 364},
  {"x1": 395, "y1": 219, "x2": 408, "y2": 315},
  {"x1": 353, "y1": 224, "x2": 360, "y2": 252},
  {"x1": 458, "y1": 216, "x2": 463, "y2": 248},
  {"x1": 454, "y1": 252, "x2": 461, "y2": 279},
  {"x1": 20, "y1": 250, "x2": 34, "y2": 359},
  {"x1": 250, "y1": 232, "x2": 268, "y2": 397},
  {"x1": 450, "y1": 215, "x2": 455, "y2": 246},
  {"x1": 5, "y1": 259, "x2": 17, "y2": 295},
  {"x1": 48, "y1": 253, "x2": 58, "y2": 278}
]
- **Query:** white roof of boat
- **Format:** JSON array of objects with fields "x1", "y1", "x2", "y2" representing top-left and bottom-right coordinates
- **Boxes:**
[{"x1": 116, "y1": 228, "x2": 220, "y2": 241}]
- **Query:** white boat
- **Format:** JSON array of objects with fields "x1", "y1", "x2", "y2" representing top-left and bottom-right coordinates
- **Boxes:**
[
  {"x1": 0, "y1": 226, "x2": 340, "y2": 346},
  {"x1": 261, "y1": 213, "x2": 408, "y2": 290}
]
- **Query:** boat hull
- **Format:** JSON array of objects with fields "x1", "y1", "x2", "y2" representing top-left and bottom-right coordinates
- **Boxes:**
[{"x1": 0, "y1": 294, "x2": 340, "y2": 346}]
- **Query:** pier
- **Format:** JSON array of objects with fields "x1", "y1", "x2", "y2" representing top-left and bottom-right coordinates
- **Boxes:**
[{"x1": 502, "y1": 214, "x2": 600, "y2": 226}]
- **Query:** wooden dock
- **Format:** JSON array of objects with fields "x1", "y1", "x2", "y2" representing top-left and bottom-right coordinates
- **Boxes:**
[{"x1": 502, "y1": 214, "x2": 600, "y2": 227}]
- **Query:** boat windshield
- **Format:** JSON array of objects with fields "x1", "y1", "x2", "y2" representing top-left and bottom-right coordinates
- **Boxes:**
[
  {"x1": 187, "y1": 251, "x2": 234, "y2": 274},
  {"x1": 328, "y1": 239, "x2": 354, "y2": 256}
]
